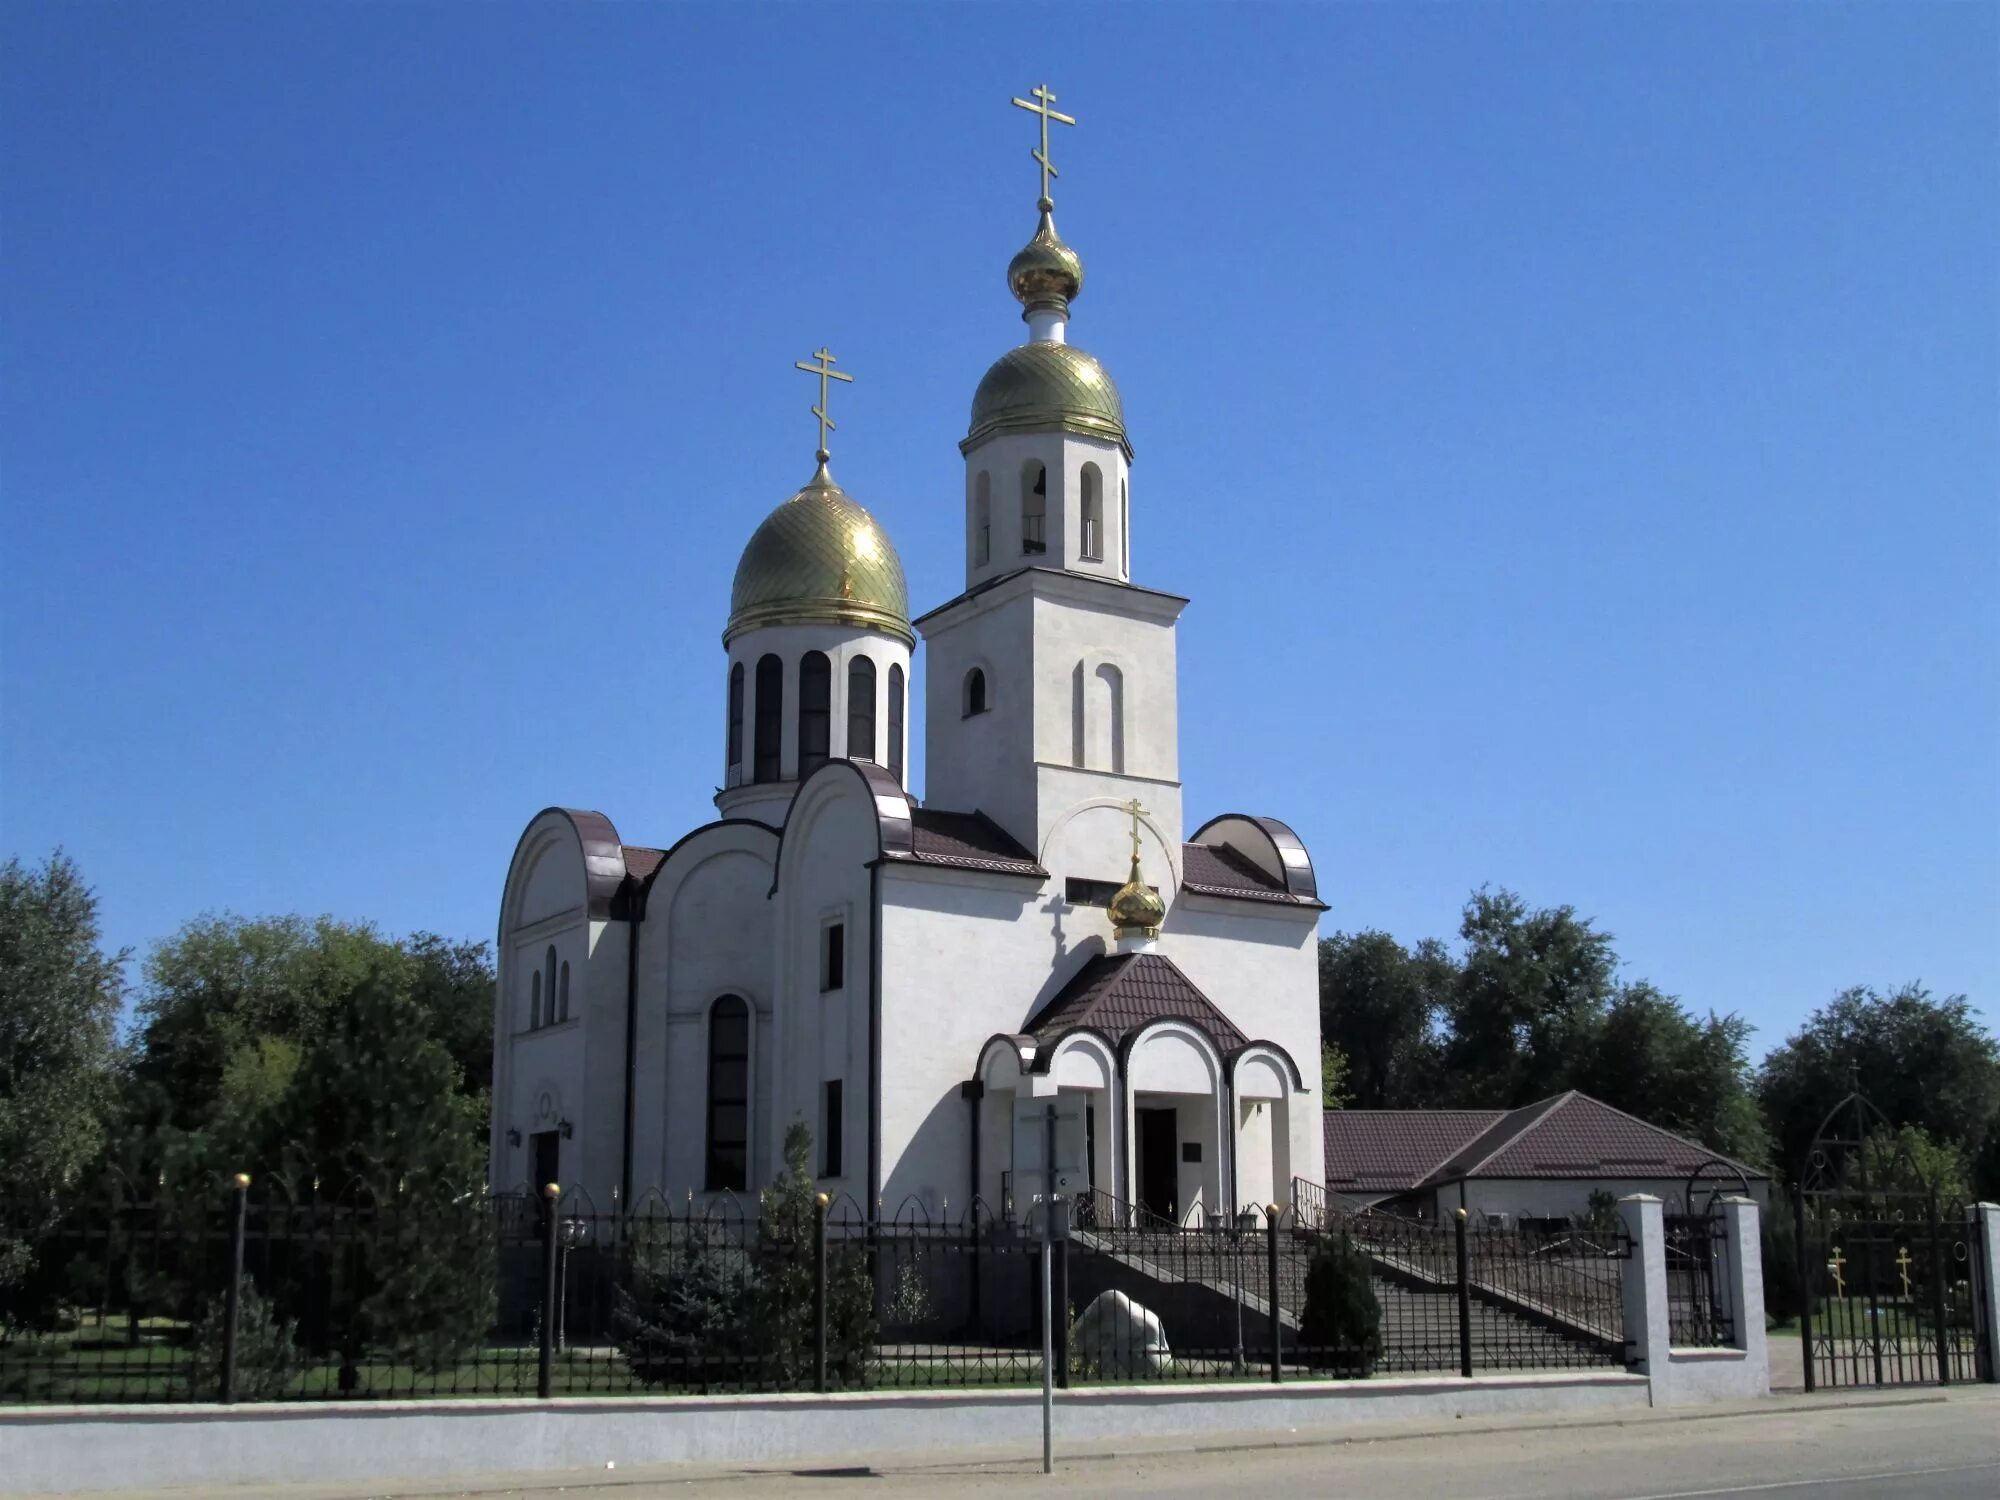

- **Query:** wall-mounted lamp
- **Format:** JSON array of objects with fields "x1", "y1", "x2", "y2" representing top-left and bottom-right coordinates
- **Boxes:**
[
  {"x1": 559, "y1": 1118, "x2": 574, "y2": 1140},
  {"x1": 505, "y1": 1128, "x2": 522, "y2": 1148}
]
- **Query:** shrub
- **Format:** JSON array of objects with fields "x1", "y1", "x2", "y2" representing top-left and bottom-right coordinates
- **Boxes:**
[
  {"x1": 179, "y1": 1285, "x2": 304, "y2": 1401},
  {"x1": 753, "y1": 1123, "x2": 875, "y2": 1389},
  {"x1": 1298, "y1": 1231, "x2": 1381, "y2": 1377},
  {"x1": 613, "y1": 1224, "x2": 754, "y2": 1391}
]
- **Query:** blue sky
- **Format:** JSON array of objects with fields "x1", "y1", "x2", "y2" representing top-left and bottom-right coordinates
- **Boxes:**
[{"x1": 2, "y1": 2, "x2": 1994, "y2": 1054}]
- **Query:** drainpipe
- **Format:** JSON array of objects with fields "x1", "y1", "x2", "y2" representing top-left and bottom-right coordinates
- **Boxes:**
[
  {"x1": 1224, "y1": 1063, "x2": 1239, "y2": 1220},
  {"x1": 619, "y1": 903, "x2": 641, "y2": 1217}
]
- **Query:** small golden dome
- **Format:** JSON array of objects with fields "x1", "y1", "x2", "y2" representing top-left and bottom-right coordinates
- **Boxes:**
[
  {"x1": 1008, "y1": 200, "x2": 1084, "y2": 314},
  {"x1": 964, "y1": 342, "x2": 1128, "y2": 456},
  {"x1": 1107, "y1": 854, "x2": 1166, "y2": 939},
  {"x1": 726, "y1": 463, "x2": 912, "y2": 646}
]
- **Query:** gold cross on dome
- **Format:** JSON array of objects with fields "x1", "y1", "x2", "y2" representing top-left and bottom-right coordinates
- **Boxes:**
[
  {"x1": 1011, "y1": 83, "x2": 1076, "y2": 205},
  {"x1": 793, "y1": 346, "x2": 854, "y2": 463},
  {"x1": 1125, "y1": 798, "x2": 1146, "y2": 863}
]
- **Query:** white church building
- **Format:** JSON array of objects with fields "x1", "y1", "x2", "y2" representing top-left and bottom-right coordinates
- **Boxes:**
[{"x1": 491, "y1": 137, "x2": 1327, "y2": 1226}]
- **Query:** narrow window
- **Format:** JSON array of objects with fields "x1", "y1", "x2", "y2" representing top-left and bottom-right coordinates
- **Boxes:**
[
  {"x1": 705, "y1": 996, "x2": 751, "y2": 1192},
  {"x1": 798, "y1": 651, "x2": 831, "y2": 778},
  {"x1": 822, "y1": 1080, "x2": 844, "y2": 1178},
  {"x1": 887, "y1": 664, "x2": 905, "y2": 782},
  {"x1": 963, "y1": 667, "x2": 988, "y2": 717},
  {"x1": 1021, "y1": 462, "x2": 1046, "y2": 555},
  {"x1": 727, "y1": 662, "x2": 745, "y2": 776},
  {"x1": 530, "y1": 969, "x2": 542, "y2": 1030},
  {"x1": 544, "y1": 946, "x2": 557, "y2": 1027},
  {"x1": 1093, "y1": 664, "x2": 1125, "y2": 772},
  {"x1": 974, "y1": 472, "x2": 991, "y2": 567},
  {"x1": 1080, "y1": 464, "x2": 1103, "y2": 561},
  {"x1": 753, "y1": 654, "x2": 783, "y2": 783},
  {"x1": 558, "y1": 960, "x2": 571, "y2": 1022},
  {"x1": 847, "y1": 656, "x2": 877, "y2": 762},
  {"x1": 822, "y1": 921, "x2": 845, "y2": 992}
]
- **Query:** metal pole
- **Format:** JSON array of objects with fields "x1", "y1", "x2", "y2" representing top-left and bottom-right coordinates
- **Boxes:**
[
  {"x1": 1042, "y1": 1101, "x2": 1056, "y2": 1475},
  {"x1": 221, "y1": 1173, "x2": 249, "y2": 1404},
  {"x1": 814, "y1": 1193, "x2": 829, "y2": 1394},
  {"x1": 1266, "y1": 1204, "x2": 1283, "y2": 1383},
  {"x1": 538, "y1": 1182, "x2": 559, "y2": 1400},
  {"x1": 1456, "y1": 1206, "x2": 1473, "y2": 1379},
  {"x1": 1795, "y1": 1189, "x2": 1816, "y2": 1395},
  {"x1": 1929, "y1": 1195, "x2": 1952, "y2": 1386}
]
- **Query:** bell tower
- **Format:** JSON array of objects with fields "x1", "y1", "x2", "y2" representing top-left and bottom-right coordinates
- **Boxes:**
[{"x1": 918, "y1": 84, "x2": 1184, "y2": 868}]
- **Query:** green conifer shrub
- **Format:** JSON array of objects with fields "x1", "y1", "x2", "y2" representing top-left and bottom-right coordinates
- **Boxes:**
[{"x1": 1298, "y1": 1231, "x2": 1382, "y2": 1377}]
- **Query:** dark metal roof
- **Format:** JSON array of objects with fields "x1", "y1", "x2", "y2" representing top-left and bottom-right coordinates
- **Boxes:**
[
  {"x1": 1322, "y1": 1109, "x2": 1507, "y2": 1195},
  {"x1": 622, "y1": 847, "x2": 666, "y2": 883},
  {"x1": 1025, "y1": 952, "x2": 1248, "y2": 1056},
  {"x1": 893, "y1": 808, "x2": 1046, "y2": 878},
  {"x1": 1180, "y1": 839, "x2": 1325, "y2": 909}
]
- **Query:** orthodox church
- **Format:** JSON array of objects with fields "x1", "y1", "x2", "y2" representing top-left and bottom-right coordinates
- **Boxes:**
[{"x1": 491, "y1": 95, "x2": 1326, "y2": 1224}]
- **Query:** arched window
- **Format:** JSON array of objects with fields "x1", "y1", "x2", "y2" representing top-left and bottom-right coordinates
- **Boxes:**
[
  {"x1": 1021, "y1": 462, "x2": 1047, "y2": 555},
  {"x1": 1093, "y1": 664, "x2": 1125, "y2": 773},
  {"x1": 963, "y1": 667, "x2": 988, "y2": 718},
  {"x1": 1080, "y1": 465, "x2": 1103, "y2": 562},
  {"x1": 1120, "y1": 477, "x2": 1129, "y2": 575},
  {"x1": 847, "y1": 656, "x2": 877, "y2": 762},
  {"x1": 797, "y1": 650, "x2": 831, "y2": 778},
  {"x1": 705, "y1": 995, "x2": 751, "y2": 1192},
  {"x1": 727, "y1": 662, "x2": 745, "y2": 778},
  {"x1": 973, "y1": 472, "x2": 992, "y2": 567},
  {"x1": 887, "y1": 663, "x2": 905, "y2": 782},
  {"x1": 558, "y1": 960, "x2": 571, "y2": 1022},
  {"x1": 530, "y1": 969, "x2": 542, "y2": 1030},
  {"x1": 753, "y1": 654, "x2": 783, "y2": 783},
  {"x1": 545, "y1": 946, "x2": 558, "y2": 1026}
]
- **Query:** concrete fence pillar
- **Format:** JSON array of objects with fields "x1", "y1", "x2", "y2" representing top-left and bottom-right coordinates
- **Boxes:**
[
  {"x1": 1971, "y1": 1203, "x2": 2000, "y2": 1383},
  {"x1": 1718, "y1": 1196, "x2": 1768, "y2": 1385},
  {"x1": 1618, "y1": 1193, "x2": 1668, "y2": 1378}
]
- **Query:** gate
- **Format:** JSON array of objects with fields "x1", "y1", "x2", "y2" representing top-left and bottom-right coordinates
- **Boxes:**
[{"x1": 1793, "y1": 1090, "x2": 1990, "y2": 1390}]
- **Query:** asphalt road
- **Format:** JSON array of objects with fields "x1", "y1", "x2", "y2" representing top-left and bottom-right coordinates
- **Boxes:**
[{"x1": 81, "y1": 1388, "x2": 2000, "y2": 1500}]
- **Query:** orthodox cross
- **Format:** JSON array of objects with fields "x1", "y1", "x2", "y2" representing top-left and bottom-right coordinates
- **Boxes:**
[
  {"x1": 1826, "y1": 1245, "x2": 1847, "y2": 1297},
  {"x1": 1124, "y1": 798, "x2": 1146, "y2": 864},
  {"x1": 793, "y1": 346, "x2": 854, "y2": 463},
  {"x1": 1011, "y1": 83, "x2": 1076, "y2": 205},
  {"x1": 1896, "y1": 1245, "x2": 1913, "y2": 1298}
]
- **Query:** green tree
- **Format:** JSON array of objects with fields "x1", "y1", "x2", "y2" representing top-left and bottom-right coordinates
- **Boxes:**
[
  {"x1": 1297, "y1": 1231, "x2": 1381, "y2": 1376},
  {"x1": 1319, "y1": 1040, "x2": 1352, "y2": 1109},
  {"x1": 1574, "y1": 983, "x2": 1768, "y2": 1166},
  {"x1": 0, "y1": 853, "x2": 126, "y2": 1308},
  {"x1": 1756, "y1": 984, "x2": 1999, "y2": 1186},
  {"x1": 1443, "y1": 889, "x2": 1617, "y2": 1107},
  {"x1": 1317, "y1": 930, "x2": 1451, "y2": 1108},
  {"x1": 753, "y1": 1122, "x2": 875, "y2": 1389}
]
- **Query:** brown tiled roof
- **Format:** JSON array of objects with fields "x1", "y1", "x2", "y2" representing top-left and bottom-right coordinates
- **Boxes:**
[
  {"x1": 1320, "y1": 1092, "x2": 1767, "y2": 1193},
  {"x1": 1025, "y1": 952, "x2": 1248, "y2": 1054},
  {"x1": 1180, "y1": 841, "x2": 1322, "y2": 907},
  {"x1": 622, "y1": 847, "x2": 666, "y2": 883},
  {"x1": 901, "y1": 809, "x2": 1045, "y2": 877},
  {"x1": 1322, "y1": 1109, "x2": 1505, "y2": 1194}
]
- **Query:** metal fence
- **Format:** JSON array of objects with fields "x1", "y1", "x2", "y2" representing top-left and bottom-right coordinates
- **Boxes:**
[
  {"x1": 1664, "y1": 1212, "x2": 1735, "y2": 1349},
  {"x1": 3, "y1": 1178, "x2": 1638, "y2": 1405}
]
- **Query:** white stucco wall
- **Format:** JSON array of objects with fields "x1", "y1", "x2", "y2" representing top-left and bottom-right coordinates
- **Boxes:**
[{"x1": 962, "y1": 429, "x2": 1131, "y2": 590}]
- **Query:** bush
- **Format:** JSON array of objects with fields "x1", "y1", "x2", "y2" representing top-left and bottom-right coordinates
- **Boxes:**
[
  {"x1": 613, "y1": 1225, "x2": 754, "y2": 1390},
  {"x1": 179, "y1": 1285, "x2": 304, "y2": 1401},
  {"x1": 753, "y1": 1123, "x2": 875, "y2": 1389},
  {"x1": 1298, "y1": 1231, "x2": 1381, "y2": 1377}
]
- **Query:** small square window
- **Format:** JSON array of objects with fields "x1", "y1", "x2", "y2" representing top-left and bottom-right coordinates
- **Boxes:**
[
  {"x1": 1180, "y1": 1142, "x2": 1202, "y2": 1164},
  {"x1": 821, "y1": 921, "x2": 845, "y2": 992}
]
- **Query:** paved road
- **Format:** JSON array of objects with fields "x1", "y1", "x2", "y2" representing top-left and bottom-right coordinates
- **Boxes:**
[{"x1": 100, "y1": 1387, "x2": 2000, "y2": 1500}]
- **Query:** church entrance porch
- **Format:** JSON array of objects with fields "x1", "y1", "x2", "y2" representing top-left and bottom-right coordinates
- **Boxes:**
[{"x1": 1132, "y1": 1094, "x2": 1220, "y2": 1224}]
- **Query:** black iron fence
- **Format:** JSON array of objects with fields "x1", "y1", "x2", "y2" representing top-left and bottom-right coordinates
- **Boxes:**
[
  {"x1": 3, "y1": 1178, "x2": 1638, "y2": 1405},
  {"x1": 1664, "y1": 1212, "x2": 1735, "y2": 1349}
]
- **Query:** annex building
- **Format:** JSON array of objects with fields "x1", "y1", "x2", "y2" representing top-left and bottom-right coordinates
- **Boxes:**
[{"x1": 490, "y1": 112, "x2": 1326, "y2": 1224}]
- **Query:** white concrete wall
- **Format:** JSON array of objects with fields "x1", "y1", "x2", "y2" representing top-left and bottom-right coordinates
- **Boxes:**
[
  {"x1": 1619, "y1": 1193, "x2": 1770, "y2": 1406},
  {"x1": 0, "y1": 1373, "x2": 1648, "y2": 1496},
  {"x1": 1428, "y1": 1177, "x2": 1773, "y2": 1225},
  {"x1": 962, "y1": 429, "x2": 1130, "y2": 590}
]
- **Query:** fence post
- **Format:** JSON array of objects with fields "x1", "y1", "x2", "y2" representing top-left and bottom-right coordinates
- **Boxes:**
[
  {"x1": 220, "y1": 1173, "x2": 250, "y2": 1404},
  {"x1": 814, "y1": 1193, "x2": 829, "y2": 1394},
  {"x1": 1717, "y1": 1196, "x2": 1768, "y2": 1392},
  {"x1": 1619, "y1": 1194, "x2": 1670, "y2": 1399},
  {"x1": 1266, "y1": 1203, "x2": 1283, "y2": 1383},
  {"x1": 1794, "y1": 1188, "x2": 1816, "y2": 1395},
  {"x1": 538, "y1": 1182, "x2": 559, "y2": 1400},
  {"x1": 1970, "y1": 1203, "x2": 2000, "y2": 1384},
  {"x1": 1455, "y1": 1206, "x2": 1473, "y2": 1379}
]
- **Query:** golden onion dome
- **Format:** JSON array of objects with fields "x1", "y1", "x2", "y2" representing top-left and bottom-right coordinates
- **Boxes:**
[
  {"x1": 1008, "y1": 199, "x2": 1084, "y2": 314},
  {"x1": 726, "y1": 462, "x2": 912, "y2": 646},
  {"x1": 1107, "y1": 851, "x2": 1167, "y2": 940},
  {"x1": 964, "y1": 342, "x2": 1129, "y2": 457}
]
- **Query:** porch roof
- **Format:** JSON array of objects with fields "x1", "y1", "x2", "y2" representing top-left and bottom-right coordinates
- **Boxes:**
[{"x1": 1023, "y1": 952, "x2": 1249, "y2": 1060}]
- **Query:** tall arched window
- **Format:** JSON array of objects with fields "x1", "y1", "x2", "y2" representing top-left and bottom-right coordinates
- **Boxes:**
[
  {"x1": 558, "y1": 960, "x2": 571, "y2": 1022},
  {"x1": 1021, "y1": 462, "x2": 1047, "y2": 555},
  {"x1": 705, "y1": 995, "x2": 751, "y2": 1192},
  {"x1": 963, "y1": 667, "x2": 988, "y2": 718},
  {"x1": 1093, "y1": 664, "x2": 1126, "y2": 773},
  {"x1": 544, "y1": 947, "x2": 558, "y2": 1027},
  {"x1": 530, "y1": 969, "x2": 542, "y2": 1030},
  {"x1": 1080, "y1": 464, "x2": 1103, "y2": 562},
  {"x1": 727, "y1": 662, "x2": 745, "y2": 779},
  {"x1": 847, "y1": 656, "x2": 877, "y2": 762},
  {"x1": 887, "y1": 664, "x2": 905, "y2": 782},
  {"x1": 753, "y1": 654, "x2": 783, "y2": 783},
  {"x1": 797, "y1": 650, "x2": 831, "y2": 778},
  {"x1": 973, "y1": 472, "x2": 992, "y2": 567}
]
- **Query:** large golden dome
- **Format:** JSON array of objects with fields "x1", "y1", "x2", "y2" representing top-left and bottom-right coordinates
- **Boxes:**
[
  {"x1": 726, "y1": 463, "x2": 912, "y2": 646},
  {"x1": 964, "y1": 342, "x2": 1129, "y2": 457}
]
